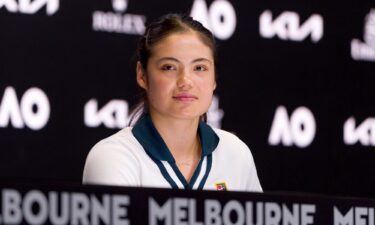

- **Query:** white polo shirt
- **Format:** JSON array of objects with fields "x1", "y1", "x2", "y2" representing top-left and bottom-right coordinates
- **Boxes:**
[{"x1": 83, "y1": 114, "x2": 262, "y2": 192}]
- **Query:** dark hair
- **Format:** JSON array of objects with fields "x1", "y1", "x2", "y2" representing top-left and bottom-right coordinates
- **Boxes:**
[{"x1": 129, "y1": 13, "x2": 217, "y2": 125}]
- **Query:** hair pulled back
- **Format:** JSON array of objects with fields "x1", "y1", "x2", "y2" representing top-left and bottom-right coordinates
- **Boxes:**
[
  {"x1": 129, "y1": 13, "x2": 216, "y2": 125},
  {"x1": 137, "y1": 13, "x2": 216, "y2": 70}
]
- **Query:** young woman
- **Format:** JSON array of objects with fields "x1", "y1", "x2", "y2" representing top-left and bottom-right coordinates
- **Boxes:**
[{"x1": 83, "y1": 14, "x2": 262, "y2": 192}]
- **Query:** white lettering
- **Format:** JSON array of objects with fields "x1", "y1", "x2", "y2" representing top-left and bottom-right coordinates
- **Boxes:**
[
  {"x1": 190, "y1": 0, "x2": 237, "y2": 40},
  {"x1": 0, "y1": 0, "x2": 17, "y2": 12},
  {"x1": 23, "y1": 190, "x2": 48, "y2": 225},
  {"x1": 301, "y1": 204, "x2": 315, "y2": 225},
  {"x1": 189, "y1": 199, "x2": 203, "y2": 225},
  {"x1": 246, "y1": 202, "x2": 263, "y2": 225},
  {"x1": 205, "y1": 199, "x2": 222, "y2": 225},
  {"x1": 260, "y1": 10, "x2": 323, "y2": 42},
  {"x1": 49, "y1": 192, "x2": 69, "y2": 225},
  {"x1": 0, "y1": 87, "x2": 50, "y2": 130},
  {"x1": 92, "y1": 11, "x2": 146, "y2": 35},
  {"x1": 149, "y1": 198, "x2": 172, "y2": 225},
  {"x1": 265, "y1": 203, "x2": 281, "y2": 225},
  {"x1": 71, "y1": 193, "x2": 90, "y2": 225},
  {"x1": 222, "y1": 200, "x2": 245, "y2": 225},
  {"x1": 84, "y1": 98, "x2": 129, "y2": 129},
  {"x1": 0, "y1": 87, "x2": 24, "y2": 129},
  {"x1": 268, "y1": 106, "x2": 316, "y2": 148},
  {"x1": 334, "y1": 207, "x2": 354, "y2": 225},
  {"x1": 283, "y1": 204, "x2": 299, "y2": 225},
  {"x1": 112, "y1": 195, "x2": 129, "y2": 225},
  {"x1": 91, "y1": 194, "x2": 110, "y2": 225},
  {"x1": 0, "y1": 0, "x2": 59, "y2": 15},
  {"x1": 344, "y1": 117, "x2": 375, "y2": 146},
  {"x1": 2, "y1": 189, "x2": 22, "y2": 224},
  {"x1": 174, "y1": 198, "x2": 188, "y2": 225},
  {"x1": 21, "y1": 87, "x2": 50, "y2": 130}
]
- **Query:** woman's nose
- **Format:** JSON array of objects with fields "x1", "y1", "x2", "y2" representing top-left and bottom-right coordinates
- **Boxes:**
[{"x1": 177, "y1": 71, "x2": 193, "y2": 89}]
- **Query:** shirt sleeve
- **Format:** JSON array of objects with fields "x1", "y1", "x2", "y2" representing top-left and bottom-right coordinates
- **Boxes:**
[
  {"x1": 236, "y1": 137, "x2": 263, "y2": 192},
  {"x1": 245, "y1": 150, "x2": 263, "y2": 192},
  {"x1": 82, "y1": 139, "x2": 140, "y2": 186}
]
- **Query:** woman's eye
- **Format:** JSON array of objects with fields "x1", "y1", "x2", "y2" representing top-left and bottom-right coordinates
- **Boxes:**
[
  {"x1": 195, "y1": 65, "x2": 207, "y2": 71},
  {"x1": 161, "y1": 65, "x2": 176, "y2": 71}
]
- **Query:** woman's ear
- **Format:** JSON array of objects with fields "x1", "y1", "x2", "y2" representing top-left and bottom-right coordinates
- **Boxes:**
[{"x1": 136, "y1": 62, "x2": 147, "y2": 90}]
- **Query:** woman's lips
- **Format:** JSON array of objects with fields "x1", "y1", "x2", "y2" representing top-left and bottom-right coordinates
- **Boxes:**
[{"x1": 173, "y1": 94, "x2": 198, "y2": 101}]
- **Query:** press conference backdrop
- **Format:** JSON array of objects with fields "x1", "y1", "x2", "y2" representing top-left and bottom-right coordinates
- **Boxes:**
[{"x1": 0, "y1": 0, "x2": 374, "y2": 198}]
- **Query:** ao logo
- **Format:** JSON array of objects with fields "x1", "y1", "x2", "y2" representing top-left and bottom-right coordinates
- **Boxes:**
[
  {"x1": 344, "y1": 117, "x2": 375, "y2": 146},
  {"x1": 268, "y1": 106, "x2": 316, "y2": 148},
  {"x1": 259, "y1": 10, "x2": 324, "y2": 43},
  {"x1": 0, "y1": 87, "x2": 50, "y2": 130},
  {"x1": 364, "y1": 9, "x2": 375, "y2": 49},
  {"x1": 0, "y1": 0, "x2": 59, "y2": 15},
  {"x1": 351, "y1": 9, "x2": 375, "y2": 61},
  {"x1": 190, "y1": 0, "x2": 237, "y2": 40},
  {"x1": 84, "y1": 99, "x2": 129, "y2": 129}
]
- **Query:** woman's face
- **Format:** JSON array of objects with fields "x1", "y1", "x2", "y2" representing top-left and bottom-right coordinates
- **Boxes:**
[{"x1": 137, "y1": 31, "x2": 216, "y2": 121}]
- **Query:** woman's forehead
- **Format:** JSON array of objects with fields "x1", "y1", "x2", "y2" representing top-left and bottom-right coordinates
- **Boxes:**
[{"x1": 150, "y1": 32, "x2": 214, "y2": 61}]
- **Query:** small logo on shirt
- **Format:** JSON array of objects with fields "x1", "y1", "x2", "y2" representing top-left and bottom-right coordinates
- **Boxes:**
[{"x1": 215, "y1": 182, "x2": 227, "y2": 191}]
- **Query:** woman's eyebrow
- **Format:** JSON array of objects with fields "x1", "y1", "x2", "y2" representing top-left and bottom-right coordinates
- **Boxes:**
[
  {"x1": 156, "y1": 57, "x2": 212, "y2": 64},
  {"x1": 156, "y1": 57, "x2": 180, "y2": 63},
  {"x1": 192, "y1": 58, "x2": 213, "y2": 64}
]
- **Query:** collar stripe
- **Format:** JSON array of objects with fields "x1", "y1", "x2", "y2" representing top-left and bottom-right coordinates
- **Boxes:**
[
  {"x1": 192, "y1": 157, "x2": 207, "y2": 189},
  {"x1": 162, "y1": 161, "x2": 185, "y2": 189},
  {"x1": 148, "y1": 156, "x2": 178, "y2": 189},
  {"x1": 198, "y1": 154, "x2": 213, "y2": 190}
]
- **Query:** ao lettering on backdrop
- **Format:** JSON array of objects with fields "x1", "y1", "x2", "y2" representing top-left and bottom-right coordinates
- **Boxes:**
[
  {"x1": 0, "y1": 0, "x2": 59, "y2": 15},
  {"x1": 351, "y1": 9, "x2": 375, "y2": 62},
  {"x1": 0, "y1": 87, "x2": 50, "y2": 130},
  {"x1": 190, "y1": 0, "x2": 237, "y2": 40},
  {"x1": 259, "y1": 10, "x2": 323, "y2": 43},
  {"x1": 92, "y1": 0, "x2": 146, "y2": 35},
  {"x1": 268, "y1": 106, "x2": 316, "y2": 148},
  {"x1": 344, "y1": 117, "x2": 375, "y2": 146}
]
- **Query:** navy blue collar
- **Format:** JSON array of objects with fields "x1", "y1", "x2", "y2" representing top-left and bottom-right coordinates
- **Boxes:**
[{"x1": 132, "y1": 114, "x2": 219, "y2": 162}]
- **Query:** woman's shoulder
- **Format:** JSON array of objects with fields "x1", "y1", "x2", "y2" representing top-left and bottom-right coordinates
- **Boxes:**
[
  {"x1": 212, "y1": 128, "x2": 250, "y2": 150},
  {"x1": 90, "y1": 127, "x2": 139, "y2": 153},
  {"x1": 83, "y1": 127, "x2": 142, "y2": 185},
  {"x1": 84, "y1": 127, "x2": 143, "y2": 168}
]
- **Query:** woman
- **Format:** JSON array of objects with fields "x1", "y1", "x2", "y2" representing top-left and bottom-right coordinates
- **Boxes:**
[{"x1": 83, "y1": 14, "x2": 262, "y2": 192}]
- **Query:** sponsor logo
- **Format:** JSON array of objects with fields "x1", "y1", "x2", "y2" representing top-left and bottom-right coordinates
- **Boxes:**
[
  {"x1": 344, "y1": 117, "x2": 375, "y2": 146},
  {"x1": 207, "y1": 95, "x2": 224, "y2": 128},
  {"x1": 0, "y1": 0, "x2": 59, "y2": 15},
  {"x1": 268, "y1": 106, "x2": 316, "y2": 148},
  {"x1": 92, "y1": 0, "x2": 146, "y2": 35},
  {"x1": 259, "y1": 10, "x2": 323, "y2": 43},
  {"x1": 215, "y1": 182, "x2": 227, "y2": 191},
  {"x1": 351, "y1": 9, "x2": 375, "y2": 62},
  {"x1": 84, "y1": 98, "x2": 129, "y2": 129},
  {"x1": 0, "y1": 86, "x2": 50, "y2": 130},
  {"x1": 190, "y1": 0, "x2": 237, "y2": 40},
  {"x1": 85, "y1": 95, "x2": 223, "y2": 129}
]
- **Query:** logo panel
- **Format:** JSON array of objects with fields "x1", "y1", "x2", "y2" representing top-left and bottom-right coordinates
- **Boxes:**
[{"x1": 92, "y1": 0, "x2": 146, "y2": 35}]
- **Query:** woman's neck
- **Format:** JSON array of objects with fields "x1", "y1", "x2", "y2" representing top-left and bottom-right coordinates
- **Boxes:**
[{"x1": 149, "y1": 112, "x2": 201, "y2": 162}]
